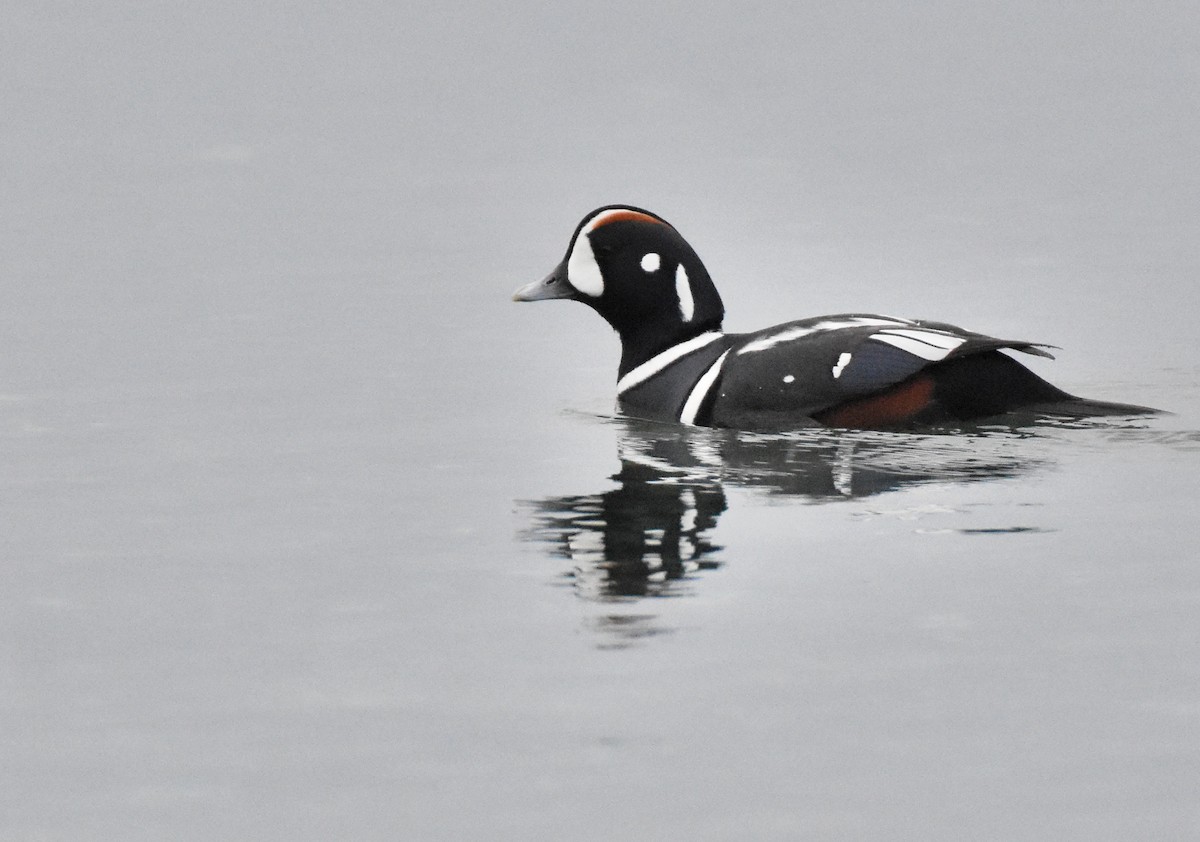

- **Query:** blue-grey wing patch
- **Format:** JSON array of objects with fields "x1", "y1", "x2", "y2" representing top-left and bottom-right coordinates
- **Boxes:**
[
  {"x1": 833, "y1": 339, "x2": 930, "y2": 395},
  {"x1": 834, "y1": 328, "x2": 967, "y2": 396}
]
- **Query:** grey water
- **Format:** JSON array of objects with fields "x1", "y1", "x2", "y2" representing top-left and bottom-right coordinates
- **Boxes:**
[{"x1": 4, "y1": 3, "x2": 1200, "y2": 840}]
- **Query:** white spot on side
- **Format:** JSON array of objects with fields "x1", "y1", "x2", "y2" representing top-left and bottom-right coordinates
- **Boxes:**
[
  {"x1": 871, "y1": 329, "x2": 966, "y2": 361},
  {"x1": 565, "y1": 232, "x2": 604, "y2": 297},
  {"x1": 617, "y1": 331, "x2": 724, "y2": 395},
  {"x1": 738, "y1": 316, "x2": 912, "y2": 354},
  {"x1": 831, "y1": 352, "x2": 853, "y2": 378},
  {"x1": 679, "y1": 350, "x2": 730, "y2": 425},
  {"x1": 782, "y1": 374, "x2": 796, "y2": 384},
  {"x1": 675, "y1": 264, "x2": 694, "y2": 322},
  {"x1": 640, "y1": 252, "x2": 660, "y2": 273}
]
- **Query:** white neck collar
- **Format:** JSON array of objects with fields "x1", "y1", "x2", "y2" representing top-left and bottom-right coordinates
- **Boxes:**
[{"x1": 616, "y1": 331, "x2": 724, "y2": 395}]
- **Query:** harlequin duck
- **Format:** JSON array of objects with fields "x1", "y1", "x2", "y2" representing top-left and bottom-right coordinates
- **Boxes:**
[{"x1": 512, "y1": 205, "x2": 1157, "y2": 429}]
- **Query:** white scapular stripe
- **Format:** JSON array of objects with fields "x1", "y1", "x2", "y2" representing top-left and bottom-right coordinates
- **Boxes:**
[
  {"x1": 870, "y1": 328, "x2": 966, "y2": 360},
  {"x1": 676, "y1": 264, "x2": 694, "y2": 322},
  {"x1": 617, "y1": 331, "x2": 724, "y2": 395},
  {"x1": 737, "y1": 316, "x2": 912, "y2": 354},
  {"x1": 679, "y1": 350, "x2": 731, "y2": 425}
]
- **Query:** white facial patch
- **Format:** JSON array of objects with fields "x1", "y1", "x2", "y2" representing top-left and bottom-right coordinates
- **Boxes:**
[
  {"x1": 565, "y1": 232, "x2": 604, "y2": 297},
  {"x1": 675, "y1": 264, "x2": 694, "y2": 322},
  {"x1": 565, "y1": 209, "x2": 666, "y2": 297},
  {"x1": 640, "y1": 252, "x2": 660, "y2": 273}
]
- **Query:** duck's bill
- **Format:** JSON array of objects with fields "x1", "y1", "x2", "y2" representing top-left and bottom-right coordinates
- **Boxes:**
[{"x1": 512, "y1": 263, "x2": 576, "y2": 302}]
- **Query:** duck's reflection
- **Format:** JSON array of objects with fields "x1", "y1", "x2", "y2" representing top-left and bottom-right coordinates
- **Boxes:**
[
  {"x1": 521, "y1": 417, "x2": 1050, "y2": 646},
  {"x1": 530, "y1": 444, "x2": 728, "y2": 601}
]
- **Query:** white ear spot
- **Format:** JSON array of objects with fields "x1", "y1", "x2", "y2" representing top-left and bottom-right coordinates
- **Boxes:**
[
  {"x1": 565, "y1": 233, "x2": 604, "y2": 297},
  {"x1": 675, "y1": 264, "x2": 694, "y2": 322},
  {"x1": 783, "y1": 374, "x2": 795, "y2": 384},
  {"x1": 640, "y1": 252, "x2": 660, "y2": 273}
]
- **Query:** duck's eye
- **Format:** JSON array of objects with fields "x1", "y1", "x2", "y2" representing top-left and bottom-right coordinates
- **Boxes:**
[{"x1": 640, "y1": 252, "x2": 661, "y2": 273}]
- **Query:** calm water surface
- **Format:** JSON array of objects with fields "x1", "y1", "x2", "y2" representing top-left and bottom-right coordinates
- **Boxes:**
[{"x1": 4, "y1": 3, "x2": 1200, "y2": 840}]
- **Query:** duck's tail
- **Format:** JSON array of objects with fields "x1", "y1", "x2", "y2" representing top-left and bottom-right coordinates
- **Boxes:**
[
  {"x1": 929, "y1": 352, "x2": 1162, "y2": 420},
  {"x1": 1020, "y1": 396, "x2": 1164, "y2": 418}
]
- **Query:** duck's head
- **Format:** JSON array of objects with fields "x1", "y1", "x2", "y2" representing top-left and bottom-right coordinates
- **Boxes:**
[{"x1": 513, "y1": 206, "x2": 725, "y2": 370}]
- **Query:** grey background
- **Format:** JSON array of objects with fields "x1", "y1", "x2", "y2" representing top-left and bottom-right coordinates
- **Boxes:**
[{"x1": 3, "y1": 3, "x2": 1199, "y2": 840}]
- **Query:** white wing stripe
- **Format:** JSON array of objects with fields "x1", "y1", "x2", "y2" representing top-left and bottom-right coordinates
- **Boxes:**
[
  {"x1": 875, "y1": 328, "x2": 964, "y2": 351},
  {"x1": 871, "y1": 332, "x2": 965, "y2": 361},
  {"x1": 737, "y1": 316, "x2": 913, "y2": 354}
]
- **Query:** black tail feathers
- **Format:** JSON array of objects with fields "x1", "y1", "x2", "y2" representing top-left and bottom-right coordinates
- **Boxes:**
[{"x1": 928, "y1": 351, "x2": 1160, "y2": 421}]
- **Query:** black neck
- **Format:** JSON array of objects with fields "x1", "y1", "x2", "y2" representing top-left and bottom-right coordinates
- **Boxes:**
[{"x1": 616, "y1": 318, "x2": 723, "y2": 378}]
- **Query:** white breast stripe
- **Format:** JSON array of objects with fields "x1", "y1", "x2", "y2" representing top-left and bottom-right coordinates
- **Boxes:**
[
  {"x1": 679, "y1": 350, "x2": 730, "y2": 426},
  {"x1": 616, "y1": 331, "x2": 724, "y2": 395},
  {"x1": 737, "y1": 316, "x2": 912, "y2": 354},
  {"x1": 871, "y1": 331, "x2": 966, "y2": 361}
]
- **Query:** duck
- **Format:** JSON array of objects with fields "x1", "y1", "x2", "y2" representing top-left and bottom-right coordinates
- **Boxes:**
[{"x1": 512, "y1": 205, "x2": 1157, "y2": 429}]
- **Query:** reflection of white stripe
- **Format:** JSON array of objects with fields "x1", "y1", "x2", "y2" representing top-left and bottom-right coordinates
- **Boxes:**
[
  {"x1": 679, "y1": 350, "x2": 730, "y2": 426},
  {"x1": 680, "y1": 490, "x2": 697, "y2": 532},
  {"x1": 833, "y1": 439, "x2": 855, "y2": 496},
  {"x1": 617, "y1": 331, "x2": 723, "y2": 394},
  {"x1": 616, "y1": 446, "x2": 681, "y2": 476},
  {"x1": 871, "y1": 330, "x2": 965, "y2": 360},
  {"x1": 737, "y1": 316, "x2": 911, "y2": 354},
  {"x1": 685, "y1": 438, "x2": 723, "y2": 467},
  {"x1": 567, "y1": 531, "x2": 605, "y2": 565}
]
